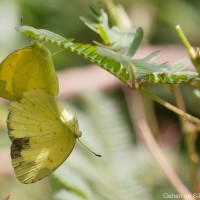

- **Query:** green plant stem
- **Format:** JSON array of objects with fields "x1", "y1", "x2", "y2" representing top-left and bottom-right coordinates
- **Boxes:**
[
  {"x1": 175, "y1": 25, "x2": 193, "y2": 54},
  {"x1": 172, "y1": 85, "x2": 200, "y2": 195},
  {"x1": 140, "y1": 87, "x2": 200, "y2": 125},
  {"x1": 137, "y1": 119, "x2": 194, "y2": 200},
  {"x1": 176, "y1": 25, "x2": 199, "y2": 70}
]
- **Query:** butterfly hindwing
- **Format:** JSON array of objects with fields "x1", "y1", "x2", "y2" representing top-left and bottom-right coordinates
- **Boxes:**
[
  {"x1": 0, "y1": 42, "x2": 59, "y2": 101},
  {"x1": 7, "y1": 89, "x2": 78, "y2": 183}
]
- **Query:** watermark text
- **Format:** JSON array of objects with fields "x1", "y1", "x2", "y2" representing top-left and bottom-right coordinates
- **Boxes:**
[{"x1": 163, "y1": 193, "x2": 200, "y2": 199}]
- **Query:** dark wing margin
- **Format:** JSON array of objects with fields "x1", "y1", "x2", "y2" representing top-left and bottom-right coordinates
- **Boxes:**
[{"x1": 11, "y1": 137, "x2": 30, "y2": 159}]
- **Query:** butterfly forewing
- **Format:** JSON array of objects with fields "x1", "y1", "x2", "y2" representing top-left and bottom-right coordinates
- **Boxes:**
[{"x1": 7, "y1": 89, "x2": 77, "y2": 183}]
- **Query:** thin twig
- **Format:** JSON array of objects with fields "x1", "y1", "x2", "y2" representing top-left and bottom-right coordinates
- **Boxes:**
[
  {"x1": 137, "y1": 119, "x2": 195, "y2": 200},
  {"x1": 172, "y1": 85, "x2": 200, "y2": 195},
  {"x1": 141, "y1": 87, "x2": 200, "y2": 125}
]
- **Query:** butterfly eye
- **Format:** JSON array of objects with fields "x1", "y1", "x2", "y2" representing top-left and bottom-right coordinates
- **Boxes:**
[{"x1": 75, "y1": 130, "x2": 82, "y2": 138}]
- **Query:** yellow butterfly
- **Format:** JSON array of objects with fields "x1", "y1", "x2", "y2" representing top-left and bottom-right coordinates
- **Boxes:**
[
  {"x1": 0, "y1": 42, "x2": 59, "y2": 101},
  {"x1": 7, "y1": 89, "x2": 82, "y2": 184}
]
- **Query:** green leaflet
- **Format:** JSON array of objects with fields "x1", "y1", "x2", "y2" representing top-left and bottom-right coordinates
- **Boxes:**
[
  {"x1": 169, "y1": 60, "x2": 189, "y2": 73},
  {"x1": 81, "y1": 9, "x2": 136, "y2": 54},
  {"x1": 127, "y1": 27, "x2": 144, "y2": 57},
  {"x1": 143, "y1": 71, "x2": 199, "y2": 84}
]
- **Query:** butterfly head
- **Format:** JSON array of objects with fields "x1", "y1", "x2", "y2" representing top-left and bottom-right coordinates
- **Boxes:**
[{"x1": 60, "y1": 108, "x2": 82, "y2": 138}]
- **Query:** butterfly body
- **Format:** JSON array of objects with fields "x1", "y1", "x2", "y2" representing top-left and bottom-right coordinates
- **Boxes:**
[{"x1": 7, "y1": 89, "x2": 81, "y2": 184}]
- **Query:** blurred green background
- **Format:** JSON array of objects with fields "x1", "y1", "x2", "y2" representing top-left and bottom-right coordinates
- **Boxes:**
[{"x1": 0, "y1": 0, "x2": 200, "y2": 200}]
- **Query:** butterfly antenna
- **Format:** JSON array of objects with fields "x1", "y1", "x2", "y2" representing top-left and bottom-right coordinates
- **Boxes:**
[
  {"x1": 19, "y1": 18, "x2": 32, "y2": 44},
  {"x1": 78, "y1": 138, "x2": 101, "y2": 157}
]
